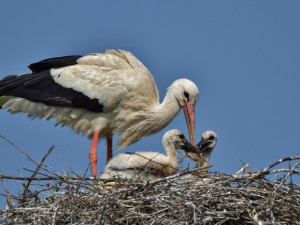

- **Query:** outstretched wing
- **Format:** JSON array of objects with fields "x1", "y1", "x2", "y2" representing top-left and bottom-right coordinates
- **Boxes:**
[
  {"x1": 0, "y1": 50, "x2": 160, "y2": 112},
  {"x1": 0, "y1": 69, "x2": 103, "y2": 112}
]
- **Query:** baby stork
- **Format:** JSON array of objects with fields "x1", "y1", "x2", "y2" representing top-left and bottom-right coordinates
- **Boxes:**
[
  {"x1": 100, "y1": 129, "x2": 199, "y2": 181},
  {"x1": 187, "y1": 130, "x2": 218, "y2": 176}
]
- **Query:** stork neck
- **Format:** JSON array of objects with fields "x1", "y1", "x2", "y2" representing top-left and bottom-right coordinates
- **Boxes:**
[
  {"x1": 155, "y1": 88, "x2": 181, "y2": 124},
  {"x1": 163, "y1": 144, "x2": 178, "y2": 168},
  {"x1": 196, "y1": 150, "x2": 212, "y2": 167}
]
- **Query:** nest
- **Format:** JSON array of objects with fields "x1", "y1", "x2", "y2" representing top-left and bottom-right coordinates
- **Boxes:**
[
  {"x1": 0, "y1": 137, "x2": 299, "y2": 224},
  {"x1": 1, "y1": 162, "x2": 300, "y2": 224}
]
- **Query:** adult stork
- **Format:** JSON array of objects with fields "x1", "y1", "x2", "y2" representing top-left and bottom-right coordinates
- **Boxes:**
[
  {"x1": 100, "y1": 129, "x2": 199, "y2": 181},
  {"x1": 0, "y1": 49, "x2": 199, "y2": 178}
]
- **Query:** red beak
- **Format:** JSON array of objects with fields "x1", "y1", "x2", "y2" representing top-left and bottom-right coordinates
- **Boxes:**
[{"x1": 183, "y1": 103, "x2": 196, "y2": 145}]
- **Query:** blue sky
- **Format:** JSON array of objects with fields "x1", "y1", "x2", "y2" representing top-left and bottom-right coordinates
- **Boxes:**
[{"x1": 0, "y1": 1, "x2": 299, "y2": 208}]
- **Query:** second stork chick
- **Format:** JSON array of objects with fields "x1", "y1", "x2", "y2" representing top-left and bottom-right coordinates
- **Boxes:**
[
  {"x1": 100, "y1": 129, "x2": 199, "y2": 181},
  {"x1": 187, "y1": 130, "x2": 218, "y2": 176}
]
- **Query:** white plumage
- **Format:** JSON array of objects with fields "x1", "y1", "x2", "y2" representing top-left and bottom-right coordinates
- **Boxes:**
[
  {"x1": 0, "y1": 50, "x2": 199, "y2": 178},
  {"x1": 100, "y1": 129, "x2": 199, "y2": 181}
]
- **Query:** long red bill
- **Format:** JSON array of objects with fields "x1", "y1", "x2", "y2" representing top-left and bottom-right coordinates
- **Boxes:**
[{"x1": 183, "y1": 103, "x2": 195, "y2": 145}]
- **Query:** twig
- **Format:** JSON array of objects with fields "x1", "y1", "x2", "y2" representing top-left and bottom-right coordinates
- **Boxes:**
[
  {"x1": 21, "y1": 145, "x2": 55, "y2": 203},
  {"x1": 264, "y1": 168, "x2": 300, "y2": 175},
  {"x1": 0, "y1": 174, "x2": 95, "y2": 181},
  {"x1": 248, "y1": 156, "x2": 300, "y2": 180},
  {"x1": 149, "y1": 165, "x2": 212, "y2": 186},
  {"x1": 275, "y1": 163, "x2": 299, "y2": 192},
  {"x1": 0, "y1": 134, "x2": 62, "y2": 179},
  {"x1": 0, "y1": 171, "x2": 15, "y2": 209},
  {"x1": 22, "y1": 167, "x2": 58, "y2": 178},
  {"x1": 261, "y1": 156, "x2": 299, "y2": 174},
  {"x1": 233, "y1": 163, "x2": 250, "y2": 176},
  {"x1": 51, "y1": 205, "x2": 59, "y2": 225},
  {"x1": 0, "y1": 134, "x2": 39, "y2": 165}
]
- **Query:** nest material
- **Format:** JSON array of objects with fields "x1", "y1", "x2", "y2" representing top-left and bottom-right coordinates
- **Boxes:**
[{"x1": 1, "y1": 168, "x2": 299, "y2": 224}]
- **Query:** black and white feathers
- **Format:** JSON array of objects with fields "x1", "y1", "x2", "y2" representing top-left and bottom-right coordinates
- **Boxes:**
[{"x1": 0, "y1": 50, "x2": 199, "y2": 149}]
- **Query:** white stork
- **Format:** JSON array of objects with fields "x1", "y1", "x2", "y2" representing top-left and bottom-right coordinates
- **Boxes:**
[
  {"x1": 187, "y1": 130, "x2": 218, "y2": 176},
  {"x1": 0, "y1": 49, "x2": 199, "y2": 178},
  {"x1": 100, "y1": 129, "x2": 199, "y2": 181}
]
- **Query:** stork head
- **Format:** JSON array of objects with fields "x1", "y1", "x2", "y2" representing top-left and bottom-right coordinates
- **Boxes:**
[
  {"x1": 171, "y1": 79, "x2": 199, "y2": 145},
  {"x1": 197, "y1": 130, "x2": 218, "y2": 154},
  {"x1": 162, "y1": 129, "x2": 199, "y2": 154}
]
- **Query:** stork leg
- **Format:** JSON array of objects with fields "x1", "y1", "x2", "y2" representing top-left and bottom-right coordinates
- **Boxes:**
[
  {"x1": 107, "y1": 135, "x2": 113, "y2": 163},
  {"x1": 89, "y1": 129, "x2": 100, "y2": 179}
]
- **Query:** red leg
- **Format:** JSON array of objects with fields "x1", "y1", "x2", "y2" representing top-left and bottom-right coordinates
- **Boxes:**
[
  {"x1": 106, "y1": 135, "x2": 113, "y2": 163},
  {"x1": 89, "y1": 129, "x2": 100, "y2": 179}
]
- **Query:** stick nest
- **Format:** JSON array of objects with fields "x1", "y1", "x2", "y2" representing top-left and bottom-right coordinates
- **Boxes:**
[{"x1": 1, "y1": 167, "x2": 300, "y2": 224}]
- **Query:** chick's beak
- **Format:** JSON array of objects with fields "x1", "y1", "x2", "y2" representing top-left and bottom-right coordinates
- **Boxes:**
[
  {"x1": 180, "y1": 139, "x2": 200, "y2": 154},
  {"x1": 197, "y1": 139, "x2": 213, "y2": 153}
]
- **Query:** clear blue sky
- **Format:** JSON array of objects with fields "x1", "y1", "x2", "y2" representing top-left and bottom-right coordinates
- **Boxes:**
[{"x1": 0, "y1": 1, "x2": 299, "y2": 208}]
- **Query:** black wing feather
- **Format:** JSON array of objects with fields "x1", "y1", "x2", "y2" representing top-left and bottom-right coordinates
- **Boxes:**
[
  {"x1": 28, "y1": 55, "x2": 82, "y2": 73},
  {"x1": 0, "y1": 70, "x2": 103, "y2": 112}
]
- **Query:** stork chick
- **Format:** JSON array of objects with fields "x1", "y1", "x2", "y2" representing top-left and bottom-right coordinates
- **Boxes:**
[
  {"x1": 187, "y1": 130, "x2": 218, "y2": 176},
  {"x1": 100, "y1": 129, "x2": 199, "y2": 181}
]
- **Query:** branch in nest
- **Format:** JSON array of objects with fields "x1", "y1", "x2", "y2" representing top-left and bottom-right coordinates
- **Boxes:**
[
  {"x1": 21, "y1": 145, "x2": 55, "y2": 203},
  {"x1": 247, "y1": 156, "x2": 300, "y2": 180}
]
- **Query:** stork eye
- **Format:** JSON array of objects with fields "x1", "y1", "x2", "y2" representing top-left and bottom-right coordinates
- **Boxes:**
[
  {"x1": 184, "y1": 91, "x2": 189, "y2": 100},
  {"x1": 178, "y1": 134, "x2": 185, "y2": 139},
  {"x1": 208, "y1": 136, "x2": 215, "y2": 141}
]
